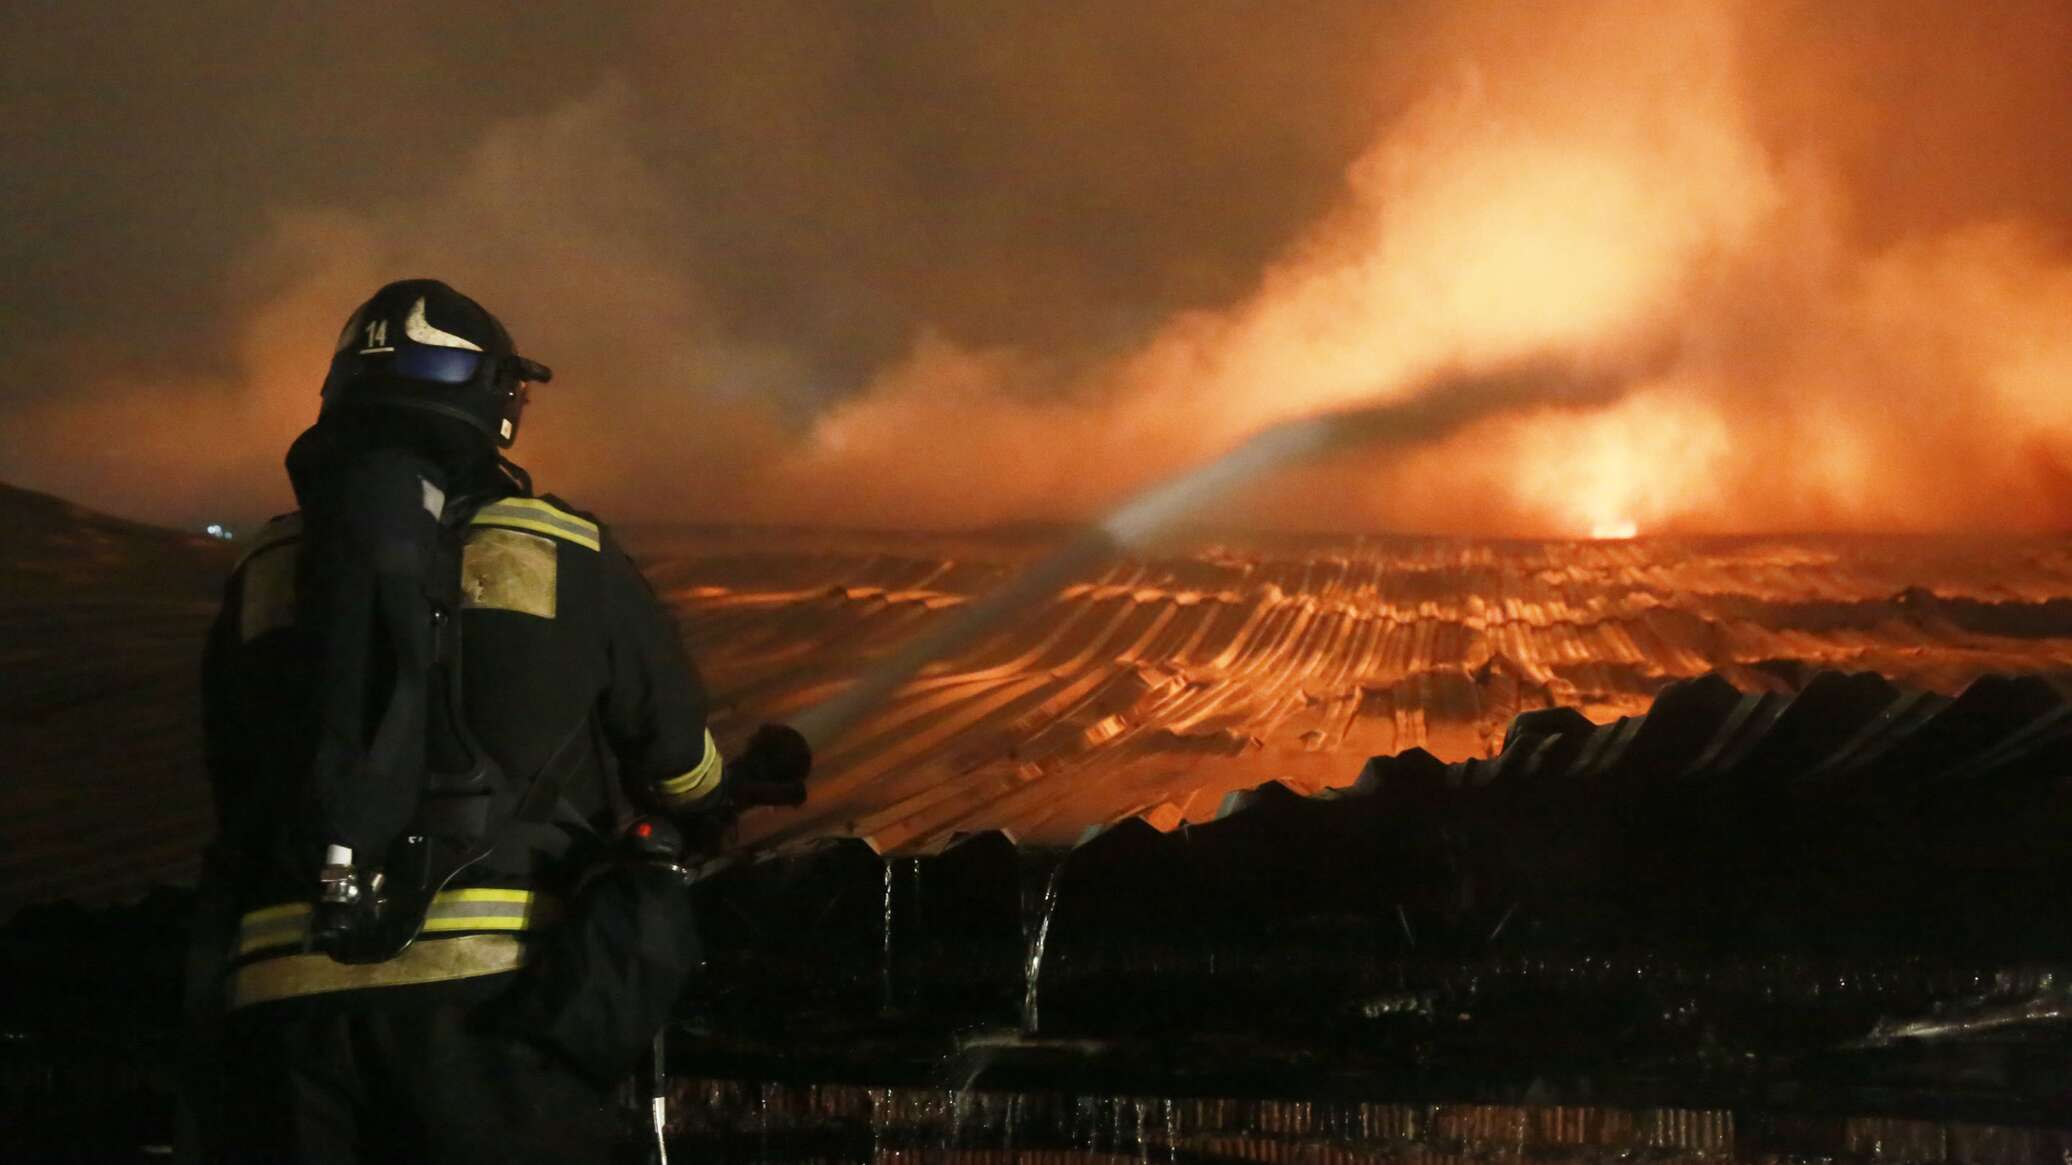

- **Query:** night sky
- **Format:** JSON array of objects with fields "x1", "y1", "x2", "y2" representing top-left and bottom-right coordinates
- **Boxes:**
[{"x1": 4, "y1": 2, "x2": 2068, "y2": 536}]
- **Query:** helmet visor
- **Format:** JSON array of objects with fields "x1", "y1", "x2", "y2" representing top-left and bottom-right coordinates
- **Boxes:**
[{"x1": 392, "y1": 344, "x2": 483, "y2": 385}]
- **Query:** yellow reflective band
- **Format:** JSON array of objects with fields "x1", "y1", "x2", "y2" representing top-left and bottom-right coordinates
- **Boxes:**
[
  {"x1": 419, "y1": 894, "x2": 560, "y2": 933},
  {"x1": 469, "y1": 498, "x2": 600, "y2": 552},
  {"x1": 236, "y1": 903, "x2": 315, "y2": 956},
  {"x1": 655, "y1": 729, "x2": 724, "y2": 803},
  {"x1": 235, "y1": 889, "x2": 555, "y2": 958},
  {"x1": 435, "y1": 887, "x2": 537, "y2": 904},
  {"x1": 415, "y1": 888, "x2": 554, "y2": 925},
  {"x1": 230, "y1": 934, "x2": 532, "y2": 1010}
]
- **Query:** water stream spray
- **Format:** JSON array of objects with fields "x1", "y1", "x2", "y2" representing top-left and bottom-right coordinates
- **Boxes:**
[
  {"x1": 1020, "y1": 851, "x2": 1071, "y2": 1034},
  {"x1": 789, "y1": 354, "x2": 1643, "y2": 753}
]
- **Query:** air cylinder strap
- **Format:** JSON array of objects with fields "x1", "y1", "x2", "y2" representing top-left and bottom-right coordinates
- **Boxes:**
[{"x1": 234, "y1": 887, "x2": 557, "y2": 960}]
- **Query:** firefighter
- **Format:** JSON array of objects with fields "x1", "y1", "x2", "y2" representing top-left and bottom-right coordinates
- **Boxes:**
[{"x1": 183, "y1": 279, "x2": 810, "y2": 1162}]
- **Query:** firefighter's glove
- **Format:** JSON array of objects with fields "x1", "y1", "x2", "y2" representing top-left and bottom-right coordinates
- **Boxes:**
[{"x1": 729, "y1": 723, "x2": 812, "y2": 808}]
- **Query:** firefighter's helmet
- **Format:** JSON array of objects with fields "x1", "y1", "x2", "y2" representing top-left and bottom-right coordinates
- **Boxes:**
[{"x1": 320, "y1": 279, "x2": 553, "y2": 449}]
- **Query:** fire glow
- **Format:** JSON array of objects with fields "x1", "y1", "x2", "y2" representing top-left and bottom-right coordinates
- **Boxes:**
[
  {"x1": 779, "y1": 1, "x2": 2072, "y2": 538},
  {"x1": 10, "y1": 1, "x2": 2070, "y2": 541}
]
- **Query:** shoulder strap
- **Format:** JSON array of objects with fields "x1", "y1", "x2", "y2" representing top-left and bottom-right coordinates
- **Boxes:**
[
  {"x1": 355, "y1": 716, "x2": 599, "y2": 963},
  {"x1": 502, "y1": 717, "x2": 603, "y2": 847}
]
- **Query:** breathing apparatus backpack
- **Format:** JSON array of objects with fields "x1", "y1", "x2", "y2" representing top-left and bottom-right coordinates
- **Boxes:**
[{"x1": 285, "y1": 417, "x2": 591, "y2": 966}]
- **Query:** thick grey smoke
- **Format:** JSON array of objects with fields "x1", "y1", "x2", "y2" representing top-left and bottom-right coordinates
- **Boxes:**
[
  {"x1": 3, "y1": 1, "x2": 2069, "y2": 535},
  {"x1": 0, "y1": 1, "x2": 1411, "y2": 525}
]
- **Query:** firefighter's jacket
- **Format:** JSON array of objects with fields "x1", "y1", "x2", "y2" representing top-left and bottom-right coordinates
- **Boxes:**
[{"x1": 199, "y1": 492, "x2": 723, "y2": 1009}]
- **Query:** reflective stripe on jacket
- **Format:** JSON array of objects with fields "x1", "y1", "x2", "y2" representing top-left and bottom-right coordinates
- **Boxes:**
[{"x1": 227, "y1": 888, "x2": 558, "y2": 1009}]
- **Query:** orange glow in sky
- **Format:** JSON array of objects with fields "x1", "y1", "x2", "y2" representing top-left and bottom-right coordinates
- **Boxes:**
[{"x1": 9, "y1": 1, "x2": 2070, "y2": 539}]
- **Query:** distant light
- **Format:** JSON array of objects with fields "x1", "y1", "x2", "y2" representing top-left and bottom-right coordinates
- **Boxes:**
[
  {"x1": 1589, "y1": 519, "x2": 1638, "y2": 540},
  {"x1": 204, "y1": 523, "x2": 235, "y2": 541}
]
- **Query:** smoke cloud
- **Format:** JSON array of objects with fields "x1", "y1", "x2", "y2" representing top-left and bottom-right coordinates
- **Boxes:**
[{"x1": 4, "y1": 1, "x2": 2068, "y2": 536}]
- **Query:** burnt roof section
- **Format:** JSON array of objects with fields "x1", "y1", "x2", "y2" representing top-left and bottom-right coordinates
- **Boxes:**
[{"x1": 7, "y1": 489, "x2": 2072, "y2": 910}]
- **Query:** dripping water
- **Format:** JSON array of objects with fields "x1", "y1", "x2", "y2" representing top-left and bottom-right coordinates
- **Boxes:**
[
  {"x1": 934, "y1": 1040, "x2": 997, "y2": 1156},
  {"x1": 1075, "y1": 1095, "x2": 1099, "y2": 1153},
  {"x1": 880, "y1": 859, "x2": 895, "y2": 1015},
  {"x1": 755, "y1": 1080, "x2": 770, "y2": 1164},
  {"x1": 1004, "y1": 1094, "x2": 1020, "y2": 1164},
  {"x1": 868, "y1": 1087, "x2": 889, "y2": 1164},
  {"x1": 1020, "y1": 852, "x2": 1069, "y2": 1034}
]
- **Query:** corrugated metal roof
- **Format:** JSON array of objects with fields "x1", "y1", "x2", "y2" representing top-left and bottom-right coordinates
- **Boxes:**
[
  {"x1": 0, "y1": 484, "x2": 231, "y2": 913},
  {"x1": 7, "y1": 485, "x2": 2072, "y2": 911}
]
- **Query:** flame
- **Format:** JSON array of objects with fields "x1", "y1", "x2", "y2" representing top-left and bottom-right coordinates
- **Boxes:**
[
  {"x1": 777, "y1": 0, "x2": 2072, "y2": 537},
  {"x1": 787, "y1": 1, "x2": 1776, "y2": 531}
]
